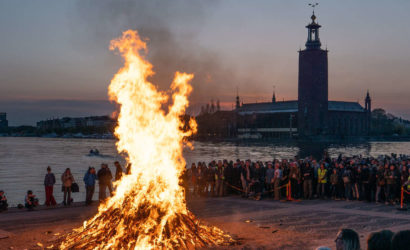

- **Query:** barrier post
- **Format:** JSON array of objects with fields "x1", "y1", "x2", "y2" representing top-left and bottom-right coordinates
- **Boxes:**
[
  {"x1": 401, "y1": 186, "x2": 404, "y2": 209},
  {"x1": 287, "y1": 180, "x2": 292, "y2": 201},
  {"x1": 397, "y1": 186, "x2": 408, "y2": 211}
]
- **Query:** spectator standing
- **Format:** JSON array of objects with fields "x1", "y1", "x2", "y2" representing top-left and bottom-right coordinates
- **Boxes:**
[
  {"x1": 385, "y1": 164, "x2": 397, "y2": 204},
  {"x1": 206, "y1": 163, "x2": 215, "y2": 196},
  {"x1": 376, "y1": 165, "x2": 386, "y2": 203},
  {"x1": 196, "y1": 163, "x2": 204, "y2": 196},
  {"x1": 302, "y1": 161, "x2": 313, "y2": 199},
  {"x1": 83, "y1": 167, "x2": 97, "y2": 205},
  {"x1": 0, "y1": 190, "x2": 8, "y2": 212},
  {"x1": 250, "y1": 162, "x2": 264, "y2": 200},
  {"x1": 273, "y1": 163, "x2": 282, "y2": 200},
  {"x1": 114, "y1": 161, "x2": 123, "y2": 181},
  {"x1": 265, "y1": 162, "x2": 275, "y2": 197},
  {"x1": 354, "y1": 166, "x2": 363, "y2": 200},
  {"x1": 342, "y1": 166, "x2": 353, "y2": 201},
  {"x1": 44, "y1": 166, "x2": 56, "y2": 206},
  {"x1": 190, "y1": 163, "x2": 198, "y2": 195},
  {"x1": 215, "y1": 161, "x2": 225, "y2": 197},
  {"x1": 330, "y1": 168, "x2": 339, "y2": 200},
  {"x1": 289, "y1": 162, "x2": 301, "y2": 199},
  {"x1": 337, "y1": 163, "x2": 346, "y2": 200},
  {"x1": 400, "y1": 165, "x2": 409, "y2": 188},
  {"x1": 61, "y1": 168, "x2": 75, "y2": 206},
  {"x1": 317, "y1": 163, "x2": 328, "y2": 199},
  {"x1": 231, "y1": 161, "x2": 242, "y2": 194},
  {"x1": 97, "y1": 163, "x2": 113, "y2": 200},
  {"x1": 240, "y1": 160, "x2": 251, "y2": 197}
]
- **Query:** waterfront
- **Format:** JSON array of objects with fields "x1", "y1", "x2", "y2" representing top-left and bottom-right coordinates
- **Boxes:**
[{"x1": 1, "y1": 137, "x2": 410, "y2": 206}]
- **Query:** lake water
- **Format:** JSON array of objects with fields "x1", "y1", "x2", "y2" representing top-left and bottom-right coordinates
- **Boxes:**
[{"x1": 1, "y1": 137, "x2": 410, "y2": 206}]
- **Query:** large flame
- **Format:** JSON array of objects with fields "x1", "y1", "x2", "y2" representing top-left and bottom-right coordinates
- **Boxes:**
[{"x1": 60, "y1": 30, "x2": 232, "y2": 249}]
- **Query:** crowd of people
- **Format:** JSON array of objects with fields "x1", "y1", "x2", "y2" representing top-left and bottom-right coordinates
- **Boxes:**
[
  {"x1": 1, "y1": 152, "x2": 410, "y2": 211},
  {"x1": 184, "y1": 153, "x2": 410, "y2": 205},
  {"x1": 0, "y1": 161, "x2": 129, "y2": 211}
]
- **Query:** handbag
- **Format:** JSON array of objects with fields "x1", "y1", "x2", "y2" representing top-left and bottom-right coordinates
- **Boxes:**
[{"x1": 71, "y1": 183, "x2": 80, "y2": 193}]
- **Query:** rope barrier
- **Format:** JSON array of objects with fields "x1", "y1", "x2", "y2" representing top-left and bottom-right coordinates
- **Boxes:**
[
  {"x1": 224, "y1": 181, "x2": 289, "y2": 194},
  {"x1": 192, "y1": 180, "x2": 407, "y2": 206}
]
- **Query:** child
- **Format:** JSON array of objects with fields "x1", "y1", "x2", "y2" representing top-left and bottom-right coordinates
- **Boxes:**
[{"x1": 25, "y1": 190, "x2": 39, "y2": 211}]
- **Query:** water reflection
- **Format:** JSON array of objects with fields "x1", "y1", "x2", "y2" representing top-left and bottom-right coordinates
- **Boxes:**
[{"x1": 184, "y1": 140, "x2": 407, "y2": 164}]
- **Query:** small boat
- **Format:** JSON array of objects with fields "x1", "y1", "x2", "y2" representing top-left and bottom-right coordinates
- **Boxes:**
[{"x1": 88, "y1": 149, "x2": 100, "y2": 156}]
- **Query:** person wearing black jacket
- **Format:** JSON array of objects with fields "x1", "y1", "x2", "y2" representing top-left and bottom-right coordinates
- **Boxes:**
[
  {"x1": 114, "y1": 161, "x2": 123, "y2": 181},
  {"x1": 250, "y1": 162, "x2": 264, "y2": 200},
  {"x1": 223, "y1": 161, "x2": 234, "y2": 195},
  {"x1": 240, "y1": 160, "x2": 251, "y2": 197},
  {"x1": 0, "y1": 190, "x2": 8, "y2": 212},
  {"x1": 44, "y1": 166, "x2": 56, "y2": 206},
  {"x1": 231, "y1": 162, "x2": 242, "y2": 195},
  {"x1": 361, "y1": 165, "x2": 371, "y2": 202},
  {"x1": 302, "y1": 161, "x2": 314, "y2": 199},
  {"x1": 205, "y1": 163, "x2": 215, "y2": 197},
  {"x1": 97, "y1": 163, "x2": 113, "y2": 201}
]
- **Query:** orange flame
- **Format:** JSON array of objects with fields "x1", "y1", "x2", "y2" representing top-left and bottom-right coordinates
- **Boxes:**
[{"x1": 60, "y1": 30, "x2": 232, "y2": 249}]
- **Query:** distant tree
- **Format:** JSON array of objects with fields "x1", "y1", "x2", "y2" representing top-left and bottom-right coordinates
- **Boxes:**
[
  {"x1": 371, "y1": 108, "x2": 410, "y2": 136},
  {"x1": 373, "y1": 108, "x2": 386, "y2": 119},
  {"x1": 393, "y1": 123, "x2": 405, "y2": 135},
  {"x1": 216, "y1": 99, "x2": 221, "y2": 111}
]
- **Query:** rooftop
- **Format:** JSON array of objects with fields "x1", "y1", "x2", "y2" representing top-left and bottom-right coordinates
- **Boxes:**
[{"x1": 237, "y1": 100, "x2": 365, "y2": 115}]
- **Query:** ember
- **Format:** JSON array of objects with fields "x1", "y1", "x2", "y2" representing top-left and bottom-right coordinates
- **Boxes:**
[{"x1": 60, "y1": 30, "x2": 233, "y2": 249}]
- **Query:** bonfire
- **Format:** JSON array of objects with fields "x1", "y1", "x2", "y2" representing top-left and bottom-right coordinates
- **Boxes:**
[{"x1": 60, "y1": 30, "x2": 233, "y2": 249}]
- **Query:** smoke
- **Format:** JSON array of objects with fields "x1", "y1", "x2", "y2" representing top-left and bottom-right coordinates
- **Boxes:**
[{"x1": 68, "y1": 0, "x2": 238, "y2": 115}]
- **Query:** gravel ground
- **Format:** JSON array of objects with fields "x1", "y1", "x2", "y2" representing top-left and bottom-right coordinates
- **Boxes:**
[{"x1": 0, "y1": 197, "x2": 409, "y2": 249}]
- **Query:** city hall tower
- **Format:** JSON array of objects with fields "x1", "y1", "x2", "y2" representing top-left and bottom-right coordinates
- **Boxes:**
[{"x1": 298, "y1": 12, "x2": 328, "y2": 137}]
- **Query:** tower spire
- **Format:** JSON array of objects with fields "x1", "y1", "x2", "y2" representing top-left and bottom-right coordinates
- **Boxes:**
[
  {"x1": 365, "y1": 90, "x2": 371, "y2": 111},
  {"x1": 235, "y1": 86, "x2": 240, "y2": 109},
  {"x1": 272, "y1": 85, "x2": 276, "y2": 103},
  {"x1": 365, "y1": 90, "x2": 372, "y2": 134},
  {"x1": 305, "y1": 3, "x2": 321, "y2": 50}
]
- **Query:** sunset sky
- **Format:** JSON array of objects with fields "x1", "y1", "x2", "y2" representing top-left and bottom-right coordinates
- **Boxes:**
[{"x1": 1, "y1": 0, "x2": 409, "y2": 125}]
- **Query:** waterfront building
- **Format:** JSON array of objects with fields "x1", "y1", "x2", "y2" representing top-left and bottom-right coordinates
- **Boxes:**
[
  {"x1": 235, "y1": 12, "x2": 371, "y2": 139},
  {"x1": 36, "y1": 116, "x2": 115, "y2": 130}
]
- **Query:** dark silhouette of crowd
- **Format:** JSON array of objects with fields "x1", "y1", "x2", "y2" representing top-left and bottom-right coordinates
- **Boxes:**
[{"x1": 184, "y1": 153, "x2": 410, "y2": 205}]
